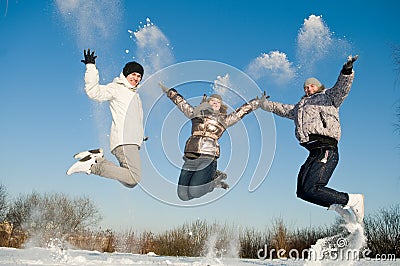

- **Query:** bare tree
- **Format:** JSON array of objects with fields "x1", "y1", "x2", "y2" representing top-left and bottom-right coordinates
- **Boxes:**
[
  {"x1": 364, "y1": 204, "x2": 400, "y2": 257},
  {"x1": 0, "y1": 184, "x2": 7, "y2": 221},
  {"x1": 6, "y1": 191, "x2": 102, "y2": 235}
]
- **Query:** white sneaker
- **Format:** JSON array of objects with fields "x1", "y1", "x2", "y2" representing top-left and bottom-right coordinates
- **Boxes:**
[
  {"x1": 329, "y1": 204, "x2": 356, "y2": 224},
  {"x1": 346, "y1": 194, "x2": 364, "y2": 223},
  {"x1": 66, "y1": 155, "x2": 97, "y2": 175},
  {"x1": 74, "y1": 148, "x2": 103, "y2": 159}
]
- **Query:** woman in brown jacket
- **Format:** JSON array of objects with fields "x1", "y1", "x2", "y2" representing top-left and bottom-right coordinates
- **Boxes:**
[{"x1": 160, "y1": 83, "x2": 261, "y2": 201}]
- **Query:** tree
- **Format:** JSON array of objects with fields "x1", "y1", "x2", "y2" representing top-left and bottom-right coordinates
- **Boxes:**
[
  {"x1": 6, "y1": 191, "x2": 102, "y2": 236},
  {"x1": 0, "y1": 184, "x2": 7, "y2": 221}
]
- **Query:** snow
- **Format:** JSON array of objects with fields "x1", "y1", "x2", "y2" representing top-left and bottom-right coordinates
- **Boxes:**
[
  {"x1": 0, "y1": 246, "x2": 394, "y2": 266},
  {"x1": 1, "y1": 219, "x2": 395, "y2": 265}
]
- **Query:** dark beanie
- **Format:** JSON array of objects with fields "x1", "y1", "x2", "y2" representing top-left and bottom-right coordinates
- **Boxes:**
[{"x1": 123, "y1": 61, "x2": 144, "y2": 78}]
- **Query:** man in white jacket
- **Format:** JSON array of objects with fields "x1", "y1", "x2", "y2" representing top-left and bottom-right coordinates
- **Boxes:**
[{"x1": 67, "y1": 49, "x2": 144, "y2": 188}]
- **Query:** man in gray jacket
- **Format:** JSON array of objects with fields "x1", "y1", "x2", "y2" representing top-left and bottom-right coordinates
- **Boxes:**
[
  {"x1": 260, "y1": 55, "x2": 364, "y2": 223},
  {"x1": 66, "y1": 49, "x2": 144, "y2": 188}
]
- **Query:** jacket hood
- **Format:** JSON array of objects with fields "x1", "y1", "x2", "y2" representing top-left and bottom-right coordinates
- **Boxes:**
[{"x1": 113, "y1": 72, "x2": 138, "y2": 91}]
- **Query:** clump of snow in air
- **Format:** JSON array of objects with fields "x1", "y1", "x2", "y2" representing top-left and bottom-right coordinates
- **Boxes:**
[
  {"x1": 213, "y1": 74, "x2": 231, "y2": 97},
  {"x1": 55, "y1": 0, "x2": 122, "y2": 47},
  {"x1": 246, "y1": 51, "x2": 296, "y2": 84},
  {"x1": 246, "y1": 14, "x2": 352, "y2": 83},
  {"x1": 296, "y1": 15, "x2": 332, "y2": 72},
  {"x1": 130, "y1": 17, "x2": 175, "y2": 77}
]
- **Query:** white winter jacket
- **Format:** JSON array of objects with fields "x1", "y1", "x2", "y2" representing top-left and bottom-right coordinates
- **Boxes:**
[
  {"x1": 262, "y1": 71, "x2": 354, "y2": 143},
  {"x1": 84, "y1": 64, "x2": 144, "y2": 151}
]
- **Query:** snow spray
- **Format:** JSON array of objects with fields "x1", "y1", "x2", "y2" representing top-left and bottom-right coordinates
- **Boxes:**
[
  {"x1": 128, "y1": 18, "x2": 175, "y2": 79},
  {"x1": 200, "y1": 227, "x2": 241, "y2": 265},
  {"x1": 305, "y1": 222, "x2": 367, "y2": 265}
]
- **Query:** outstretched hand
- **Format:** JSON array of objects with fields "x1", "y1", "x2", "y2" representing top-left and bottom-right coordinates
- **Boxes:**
[
  {"x1": 258, "y1": 91, "x2": 271, "y2": 111},
  {"x1": 81, "y1": 49, "x2": 97, "y2": 65},
  {"x1": 200, "y1": 94, "x2": 207, "y2": 103},
  {"x1": 342, "y1": 55, "x2": 358, "y2": 75},
  {"x1": 260, "y1": 91, "x2": 270, "y2": 102},
  {"x1": 159, "y1": 82, "x2": 171, "y2": 93}
]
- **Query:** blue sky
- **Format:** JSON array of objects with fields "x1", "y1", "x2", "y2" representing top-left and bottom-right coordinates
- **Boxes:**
[{"x1": 1, "y1": 0, "x2": 399, "y2": 232}]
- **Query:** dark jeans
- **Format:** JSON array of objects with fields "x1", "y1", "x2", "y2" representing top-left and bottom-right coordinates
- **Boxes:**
[
  {"x1": 177, "y1": 157, "x2": 217, "y2": 201},
  {"x1": 296, "y1": 146, "x2": 349, "y2": 208}
]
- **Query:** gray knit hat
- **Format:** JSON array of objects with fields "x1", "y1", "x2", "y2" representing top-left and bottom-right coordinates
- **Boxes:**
[{"x1": 304, "y1": 77, "x2": 323, "y2": 89}]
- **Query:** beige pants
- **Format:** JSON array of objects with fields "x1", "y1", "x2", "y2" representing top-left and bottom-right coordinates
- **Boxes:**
[{"x1": 91, "y1": 144, "x2": 141, "y2": 188}]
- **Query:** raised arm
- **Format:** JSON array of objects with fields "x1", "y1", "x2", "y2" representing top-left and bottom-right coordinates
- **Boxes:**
[
  {"x1": 159, "y1": 83, "x2": 194, "y2": 118},
  {"x1": 224, "y1": 97, "x2": 262, "y2": 127},
  {"x1": 82, "y1": 49, "x2": 114, "y2": 102},
  {"x1": 260, "y1": 91, "x2": 296, "y2": 120},
  {"x1": 325, "y1": 55, "x2": 357, "y2": 107}
]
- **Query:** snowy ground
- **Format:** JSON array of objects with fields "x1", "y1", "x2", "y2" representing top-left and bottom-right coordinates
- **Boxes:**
[
  {"x1": 1, "y1": 218, "x2": 396, "y2": 265},
  {"x1": 0, "y1": 246, "x2": 396, "y2": 266}
]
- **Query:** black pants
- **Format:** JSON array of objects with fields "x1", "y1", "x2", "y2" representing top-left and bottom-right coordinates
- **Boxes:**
[{"x1": 296, "y1": 146, "x2": 349, "y2": 208}]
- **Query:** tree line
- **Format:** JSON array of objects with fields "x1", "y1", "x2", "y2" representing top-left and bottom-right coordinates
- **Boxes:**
[{"x1": 0, "y1": 184, "x2": 398, "y2": 259}]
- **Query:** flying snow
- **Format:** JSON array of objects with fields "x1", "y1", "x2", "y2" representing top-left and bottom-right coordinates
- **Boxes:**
[
  {"x1": 130, "y1": 18, "x2": 175, "y2": 77},
  {"x1": 246, "y1": 51, "x2": 296, "y2": 84},
  {"x1": 55, "y1": 0, "x2": 122, "y2": 47},
  {"x1": 296, "y1": 15, "x2": 333, "y2": 72},
  {"x1": 213, "y1": 74, "x2": 232, "y2": 97}
]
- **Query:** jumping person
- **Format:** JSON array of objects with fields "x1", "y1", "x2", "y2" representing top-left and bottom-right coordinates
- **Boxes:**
[
  {"x1": 159, "y1": 83, "x2": 262, "y2": 201},
  {"x1": 67, "y1": 49, "x2": 145, "y2": 188},
  {"x1": 259, "y1": 55, "x2": 364, "y2": 223}
]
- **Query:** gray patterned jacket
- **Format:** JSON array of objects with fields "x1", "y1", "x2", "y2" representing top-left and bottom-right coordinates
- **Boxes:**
[{"x1": 261, "y1": 71, "x2": 355, "y2": 143}]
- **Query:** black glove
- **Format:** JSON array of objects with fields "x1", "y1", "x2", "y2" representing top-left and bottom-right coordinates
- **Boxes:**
[
  {"x1": 81, "y1": 49, "x2": 97, "y2": 65},
  {"x1": 341, "y1": 55, "x2": 358, "y2": 75}
]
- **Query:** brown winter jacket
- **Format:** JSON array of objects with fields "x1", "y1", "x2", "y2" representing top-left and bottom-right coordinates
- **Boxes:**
[{"x1": 167, "y1": 89, "x2": 260, "y2": 158}]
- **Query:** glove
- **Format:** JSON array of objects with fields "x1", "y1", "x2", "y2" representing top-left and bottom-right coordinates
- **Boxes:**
[
  {"x1": 260, "y1": 91, "x2": 270, "y2": 102},
  {"x1": 341, "y1": 55, "x2": 358, "y2": 75},
  {"x1": 193, "y1": 102, "x2": 214, "y2": 117},
  {"x1": 259, "y1": 91, "x2": 271, "y2": 111},
  {"x1": 159, "y1": 82, "x2": 170, "y2": 93},
  {"x1": 81, "y1": 49, "x2": 97, "y2": 65},
  {"x1": 200, "y1": 94, "x2": 207, "y2": 103}
]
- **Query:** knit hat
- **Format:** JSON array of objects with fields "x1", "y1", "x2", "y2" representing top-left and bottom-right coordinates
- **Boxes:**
[
  {"x1": 209, "y1": 94, "x2": 222, "y2": 101},
  {"x1": 304, "y1": 77, "x2": 322, "y2": 89},
  {"x1": 123, "y1": 61, "x2": 144, "y2": 78}
]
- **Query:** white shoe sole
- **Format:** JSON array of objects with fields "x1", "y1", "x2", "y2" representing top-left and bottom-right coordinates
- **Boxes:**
[
  {"x1": 74, "y1": 148, "x2": 103, "y2": 159},
  {"x1": 66, "y1": 155, "x2": 96, "y2": 175},
  {"x1": 329, "y1": 204, "x2": 357, "y2": 224}
]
